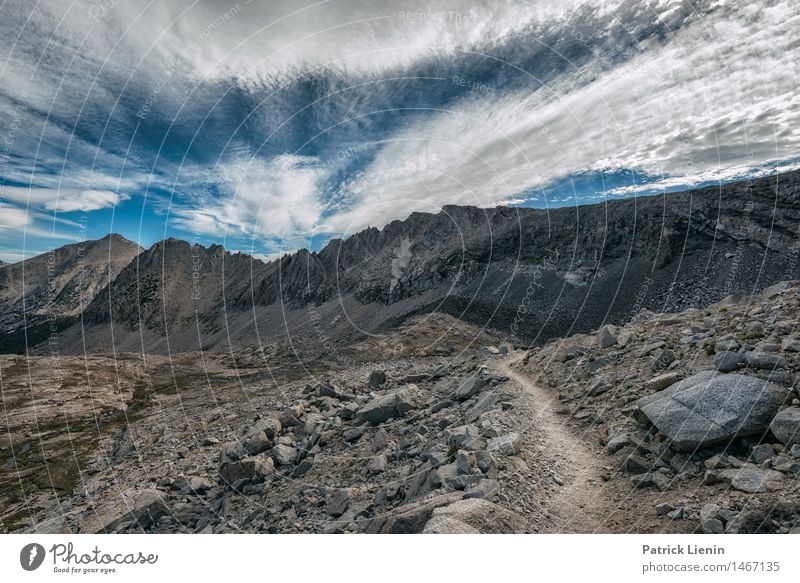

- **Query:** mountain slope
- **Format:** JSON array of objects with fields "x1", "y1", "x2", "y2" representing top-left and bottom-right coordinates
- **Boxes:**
[
  {"x1": 0, "y1": 234, "x2": 142, "y2": 353},
  {"x1": 39, "y1": 170, "x2": 800, "y2": 354}
]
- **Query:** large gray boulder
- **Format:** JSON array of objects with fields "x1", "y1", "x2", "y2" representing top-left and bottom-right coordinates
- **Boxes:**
[
  {"x1": 636, "y1": 371, "x2": 788, "y2": 451},
  {"x1": 356, "y1": 385, "x2": 422, "y2": 425},
  {"x1": 770, "y1": 407, "x2": 800, "y2": 447}
]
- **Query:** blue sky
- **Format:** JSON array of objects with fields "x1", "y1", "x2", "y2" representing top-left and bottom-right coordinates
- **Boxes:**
[{"x1": 1, "y1": 0, "x2": 798, "y2": 263}]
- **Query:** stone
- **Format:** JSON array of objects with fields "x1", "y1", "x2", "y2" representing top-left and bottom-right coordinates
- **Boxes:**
[
  {"x1": 422, "y1": 443, "x2": 450, "y2": 467},
  {"x1": 368, "y1": 370, "x2": 387, "y2": 388},
  {"x1": 368, "y1": 455, "x2": 387, "y2": 474},
  {"x1": 244, "y1": 431, "x2": 270, "y2": 456},
  {"x1": 271, "y1": 444, "x2": 297, "y2": 466},
  {"x1": 463, "y1": 479, "x2": 499, "y2": 501},
  {"x1": 219, "y1": 440, "x2": 246, "y2": 464},
  {"x1": 781, "y1": 338, "x2": 800, "y2": 352},
  {"x1": 645, "y1": 372, "x2": 682, "y2": 392},
  {"x1": 445, "y1": 424, "x2": 483, "y2": 450},
  {"x1": 356, "y1": 385, "x2": 421, "y2": 425},
  {"x1": 635, "y1": 371, "x2": 788, "y2": 451},
  {"x1": 327, "y1": 488, "x2": 357, "y2": 517},
  {"x1": 744, "y1": 352, "x2": 788, "y2": 370},
  {"x1": 750, "y1": 443, "x2": 775, "y2": 464},
  {"x1": 455, "y1": 376, "x2": 485, "y2": 400},
  {"x1": 563, "y1": 344, "x2": 588, "y2": 361},
  {"x1": 650, "y1": 350, "x2": 675, "y2": 372},
  {"x1": 699, "y1": 503, "x2": 720, "y2": 522},
  {"x1": 466, "y1": 391, "x2": 499, "y2": 423},
  {"x1": 597, "y1": 325, "x2": 617, "y2": 349},
  {"x1": 631, "y1": 472, "x2": 656, "y2": 488},
  {"x1": 715, "y1": 338, "x2": 740, "y2": 353},
  {"x1": 588, "y1": 375, "x2": 614, "y2": 396},
  {"x1": 366, "y1": 492, "x2": 463, "y2": 533},
  {"x1": 486, "y1": 432, "x2": 521, "y2": 456},
  {"x1": 605, "y1": 433, "x2": 631, "y2": 454},
  {"x1": 428, "y1": 498, "x2": 527, "y2": 533},
  {"x1": 770, "y1": 407, "x2": 800, "y2": 447},
  {"x1": 371, "y1": 428, "x2": 389, "y2": 453},
  {"x1": 719, "y1": 467, "x2": 784, "y2": 493},
  {"x1": 422, "y1": 515, "x2": 480, "y2": 533},
  {"x1": 219, "y1": 456, "x2": 274, "y2": 485},
  {"x1": 713, "y1": 351, "x2": 745, "y2": 373},
  {"x1": 701, "y1": 518, "x2": 725, "y2": 534},
  {"x1": 655, "y1": 503, "x2": 675, "y2": 516},
  {"x1": 252, "y1": 417, "x2": 281, "y2": 439},
  {"x1": 618, "y1": 452, "x2": 652, "y2": 474}
]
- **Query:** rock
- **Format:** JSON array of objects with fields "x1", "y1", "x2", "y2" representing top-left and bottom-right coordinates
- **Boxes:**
[
  {"x1": 655, "y1": 503, "x2": 675, "y2": 516},
  {"x1": 744, "y1": 352, "x2": 788, "y2": 370},
  {"x1": 368, "y1": 455, "x2": 387, "y2": 474},
  {"x1": 588, "y1": 374, "x2": 615, "y2": 396},
  {"x1": 618, "y1": 452, "x2": 652, "y2": 474},
  {"x1": 466, "y1": 391, "x2": 499, "y2": 423},
  {"x1": 486, "y1": 432, "x2": 521, "y2": 456},
  {"x1": 762, "y1": 280, "x2": 792, "y2": 298},
  {"x1": 371, "y1": 428, "x2": 389, "y2": 453},
  {"x1": 422, "y1": 515, "x2": 480, "y2": 533},
  {"x1": 79, "y1": 489, "x2": 168, "y2": 533},
  {"x1": 463, "y1": 479, "x2": 499, "y2": 501},
  {"x1": 715, "y1": 338, "x2": 740, "y2": 353},
  {"x1": 563, "y1": 344, "x2": 588, "y2": 361},
  {"x1": 422, "y1": 443, "x2": 450, "y2": 467},
  {"x1": 456, "y1": 376, "x2": 485, "y2": 400},
  {"x1": 666, "y1": 507, "x2": 684, "y2": 520},
  {"x1": 271, "y1": 444, "x2": 297, "y2": 466},
  {"x1": 252, "y1": 417, "x2": 281, "y2": 439},
  {"x1": 428, "y1": 498, "x2": 527, "y2": 533},
  {"x1": 719, "y1": 467, "x2": 784, "y2": 493},
  {"x1": 356, "y1": 385, "x2": 421, "y2": 425},
  {"x1": 605, "y1": 433, "x2": 631, "y2": 454},
  {"x1": 645, "y1": 372, "x2": 682, "y2": 392},
  {"x1": 699, "y1": 503, "x2": 720, "y2": 522},
  {"x1": 366, "y1": 492, "x2": 463, "y2": 533},
  {"x1": 635, "y1": 371, "x2": 788, "y2": 451},
  {"x1": 701, "y1": 518, "x2": 725, "y2": 534},
  {"x1": 713, "y1": 351, "x2": 745, "y2": 373},
  {"x1": 327, "y1": 488, "x2": 357, "y2": 517},
  {"x1": 770, "y1": 407, "x2": 800, "y2": 447},
  {"x1": 650, "y1": 350, "x2": 675, "y2": 372},
  {"x1": 368, "y1": 370, "x2": 387, "y2": 388},
  {"x1": 244, "y1": 431, "x2": 270, "y2": 456},
  {"x1": 750, "y1": 443, "x2": 775, "y2": 464},
  {"x1": 445, "y1": 424, "x2": 483, "y2": 450},
  {"x1": 597, "y1": 325, "x2": 617, "y2": 349},
  {"x1": 220, "y1": 456, "x2": 274, "y2": 484},
  {"x1": 781, "y1": 338, "x2": 800, "y2": 352},
  {"x1": 219, "y1": 440, "x2": 246, "y2": 464},
  {"x1": 631, "y1": 472, "x2": 656, "y2": 488}
]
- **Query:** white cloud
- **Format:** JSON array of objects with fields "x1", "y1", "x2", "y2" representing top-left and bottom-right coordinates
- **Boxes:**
[
  {"x1": 171, "y1": 154, "x2": 328, "y2": 240},
  {"x1": 2, "y1": 186, "x2": 129, "y2": 212},
  {"x1": 0, "y1": 205, "x2": 31, "y2": 230}
]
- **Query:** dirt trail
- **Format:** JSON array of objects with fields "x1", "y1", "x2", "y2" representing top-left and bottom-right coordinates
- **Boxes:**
[{"x1": 494, "y1": 356, "x2": 614, "y2": 533}]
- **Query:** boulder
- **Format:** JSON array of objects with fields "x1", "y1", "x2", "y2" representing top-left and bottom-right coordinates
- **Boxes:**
[
  {"x1": 422, "y1": 515, "x2": 480, "y2": 533},
  {"x1": 271, "y1": 444, "x2": 297, "y2": 466},
  {"x1": 368, "y1": 370, "x2": 387, "y2": 388},
  {"x1": 719, "y1": 467, "x2": 784, "y2": 493},
  {"x1": 465, "y1": 391, "x2": 499, "y2": 423},
  {"x1": 356, "y1": 385, "x2": 421, "y2": 425},
  {"x1": 243, "y1": 431, "x2": 270, "y2": 455},
  {"x1": 486, "y1": 432, "x2": 521, "y2": 456},
  {"x1": 713, "y1": 351, "x2": 745, "y2": 373},
  {"x1": 596, "y1": 325, "x2": 617, "y2": 349},
  {"x1": 635, "y1": 372, "x2": 788, "y2": 451},
  {"x1": 744, "y1": 352, "x2": 788, "y2": 370},
  {"x1": 770, "y1": 407, "x2": 800, "y2": 447},
  {"x1": 219, "y1": 456, "x2": 274, "y2": 484},
  {"x1": 426, "y1": 498, "x2": 527, "y2": 533},
  {"x1": 455, "y1": 377, "x2": 485, "y2": 401},
  {"x1": 444, "y1": 424, "x2": 483, "y2": 450}
]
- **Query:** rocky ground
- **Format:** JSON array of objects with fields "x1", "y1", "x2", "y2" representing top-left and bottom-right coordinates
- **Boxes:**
[{"x1": 3, "y1": 284, "x2": 800, "y2": 534}]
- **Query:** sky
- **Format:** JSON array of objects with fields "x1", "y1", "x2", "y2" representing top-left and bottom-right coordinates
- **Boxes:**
[{"x1": 0, "y1": 0, "x2": 798, "y2": 263}]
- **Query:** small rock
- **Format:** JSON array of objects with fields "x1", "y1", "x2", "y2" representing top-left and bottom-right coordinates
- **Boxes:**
[
  {"x1": 712, "y1": 351, "x2": 745, "y2": 373},
  {"x1": 271, "y1": 444, "x2": 297, "y2": 466},
  {"x1": 597, "y1": 325, "x2": 617, "y2": 349},
  {"x1": 486, "y1": 433, "x2": 521, "y2": 456},
  {"x1": 368, "y1": 455, "x2": 387, "y2": 474},
  {"x1": 368, "y1": 370, "x2": 387, "y2": 388},
  {"x1": 770, "y1": 407, "x2": 800, "y2": 447},
  {"x1": 456, "y1": 377, "x2": 485, "y2": 401}
]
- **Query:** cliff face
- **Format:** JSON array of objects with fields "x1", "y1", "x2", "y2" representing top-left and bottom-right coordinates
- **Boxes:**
[{"x1": 17, "y1": 171, "x2": 800, "y2": 355}]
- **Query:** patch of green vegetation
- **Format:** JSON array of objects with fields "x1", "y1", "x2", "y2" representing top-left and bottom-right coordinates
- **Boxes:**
[{"x1": 742, "y1": 330, "x2": 764, "y2": 341}]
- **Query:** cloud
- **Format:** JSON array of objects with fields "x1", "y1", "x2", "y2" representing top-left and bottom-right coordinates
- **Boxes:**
[
  {"x1": 0, "y1": 205, "x2": 31, "y2": 230},
  {"x1": 2, "y1": 186, "x2": 129, "y2": 212}
]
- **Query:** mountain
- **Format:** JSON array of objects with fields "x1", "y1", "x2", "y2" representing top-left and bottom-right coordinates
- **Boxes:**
[
  {"x1": 0, "y1": 234, "x2": 143, "y2": 353},
  {"x1": 27, "y1": 170, "x2": 800, "y2": 355}
]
